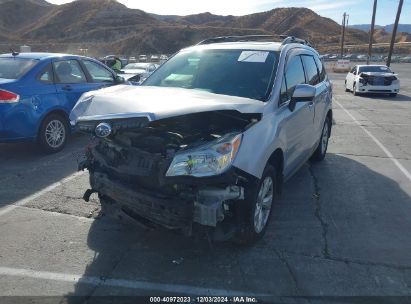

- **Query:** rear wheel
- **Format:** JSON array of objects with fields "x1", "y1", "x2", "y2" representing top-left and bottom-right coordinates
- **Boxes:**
[
  {"x1": 236, "y1": 165, "x2": 276, "y2": 244},
  {"x1": 311, "y1": 116, "x2": 331, "y2": 162},
  {"x1": 38, "y1": 114, "x2": 68, "y2": 153}
]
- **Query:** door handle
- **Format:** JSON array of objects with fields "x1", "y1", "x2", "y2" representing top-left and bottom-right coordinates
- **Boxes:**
[{"x1": 62, "y1": 85, "x2": 72, "y2": 91}]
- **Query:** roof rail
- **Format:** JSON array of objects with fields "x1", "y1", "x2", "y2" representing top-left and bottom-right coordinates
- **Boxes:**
[
  {"x1": 196, "y1": 35, "x2": 312, "y2": 47},
  {"x1": 196, "y1": 35, "x2": 278, "y2": 45},
  {"x1": 280, "y1": 35, "x2": 312, "y2": 47}
]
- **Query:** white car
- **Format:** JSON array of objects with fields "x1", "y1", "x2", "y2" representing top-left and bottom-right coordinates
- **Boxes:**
[
  {"x1": 120, "y1": 62, "x2": 159, "y2": 84},
  {"x1": 345, "y1": 65, "x2": 400, "y2": 97}
]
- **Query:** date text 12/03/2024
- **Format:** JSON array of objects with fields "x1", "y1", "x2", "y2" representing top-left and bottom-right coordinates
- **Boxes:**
[{"x1": 149, "y1": 296, "x2": 259, "y2": 303}]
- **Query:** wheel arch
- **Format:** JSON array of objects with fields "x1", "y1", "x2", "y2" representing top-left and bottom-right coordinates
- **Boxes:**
[
  {"x1": 267, "y1": 148, "x2": 284, "y2": 195},
  {"x1": 37, "y1": 108, "x2": 70, "y2": 137}
]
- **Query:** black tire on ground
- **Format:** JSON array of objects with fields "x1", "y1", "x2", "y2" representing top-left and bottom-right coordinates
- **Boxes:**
[
  {"x1": 311, "y1": 116, "x2": 331, "y2": 162},
  {"x1": 389, "y1": 93, "x2": 397, "y2": 97},
  {"x1": 38, "y1": 113, "x2": 69, "y2": 154},
  {"x1": 236, "y1": 165, "x2": 276, "y2": 244},
  {"x1": 345, "y1": 81, "x2": 350, "y2": 92}
]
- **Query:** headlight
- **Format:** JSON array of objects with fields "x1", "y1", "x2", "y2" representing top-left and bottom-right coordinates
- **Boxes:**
[{"x1": 166, "y1": 133, "x2": 242, "y2": 177}]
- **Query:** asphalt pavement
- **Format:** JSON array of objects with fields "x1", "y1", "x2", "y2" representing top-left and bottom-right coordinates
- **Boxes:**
[{"x1": 1, "y1": 63, "x2": 411, "y2": 303}]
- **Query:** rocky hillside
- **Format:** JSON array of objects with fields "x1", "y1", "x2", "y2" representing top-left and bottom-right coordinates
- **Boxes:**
[{"x1": 0, "y1": 0, "x2": 370, "y2": 56}]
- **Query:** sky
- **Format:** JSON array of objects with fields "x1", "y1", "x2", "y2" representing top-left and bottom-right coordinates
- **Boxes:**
[{"x1": 47, "y1": 0, "x2": 410, "y2": 25}]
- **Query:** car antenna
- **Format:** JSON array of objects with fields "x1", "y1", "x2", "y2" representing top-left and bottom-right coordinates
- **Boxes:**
[{"x1": 10, "y1": 48, "x2": 19, "y2": 56}]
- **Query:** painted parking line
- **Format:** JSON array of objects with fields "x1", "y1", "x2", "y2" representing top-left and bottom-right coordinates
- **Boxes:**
[
  {"x1": 0, "y1": 266, "x2": 269, "y2": 297},
  {"x1": 335, "y1": 99, "x2": 411, "y2": 184},
  {"x1": 0, "y1": 171, "x2": 85, "y2": 217}
]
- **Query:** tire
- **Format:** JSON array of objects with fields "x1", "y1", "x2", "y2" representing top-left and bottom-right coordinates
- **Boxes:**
[
  {"x1": 389, "y1": 93, "x2": 397, "y2": 97},
  {"x1": 38, "y1": 113, "x2": 69, "y2": 154},
  {"x1": 353, "y1": 83, "x2": 358, "y2": 96},
  {"x1": 311, "y1": 116, "x2": 331, "y2": 162},
  {"x1": 345, "y1": 80, "x2": 350, "y2": 92},
  {"x1": 236, "y1": 165, "x2": 276, "y2": 244}
]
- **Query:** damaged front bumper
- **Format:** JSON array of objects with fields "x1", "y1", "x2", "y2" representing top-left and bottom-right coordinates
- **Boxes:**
[{"x1": 80, "y1": 134, "x2": 250, "y2": 238}]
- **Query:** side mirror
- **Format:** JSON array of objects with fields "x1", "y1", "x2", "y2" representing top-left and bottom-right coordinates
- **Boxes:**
[
  {"x1": 115, "y1": 75, "x2": 125, "y2": 84},
  {"x1": 289, "y1": 84, "x2": 316, "y2": 112}
]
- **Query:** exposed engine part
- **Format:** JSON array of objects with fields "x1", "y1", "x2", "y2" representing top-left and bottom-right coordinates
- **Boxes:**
[
  {"x1": 193, "y1": 186, "x2": 244, "y2": 227},
  {"x1": 80, "y1": 110, "x2": 257, "y2": 234}
]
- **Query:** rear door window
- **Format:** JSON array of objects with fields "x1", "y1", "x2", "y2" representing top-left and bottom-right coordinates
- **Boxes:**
[
  {"x1": 0, "y1": 58, "x2": 38, "y2": 79},
  {"x1": 301, "y1": 55, "x2": 320, "y2": 85},
  {"x1": 314, "y1": 56, "x2": 326, "y2": 82},
  {"x1": 38, "y1": 64, "x2": 54, "y2": 84},
  {"x1": 53, "y1": 60, "x2": 87, "y2": 84}
]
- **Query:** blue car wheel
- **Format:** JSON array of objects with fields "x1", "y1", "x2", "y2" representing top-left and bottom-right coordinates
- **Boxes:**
[{"x1": 38, "y1": 113, "x2": 69, "y2": 153}]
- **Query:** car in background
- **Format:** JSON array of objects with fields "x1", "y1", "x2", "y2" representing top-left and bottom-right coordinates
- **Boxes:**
[
  {"x1": 150, "y1": 55, "x2": 159, "y2": 62},
  {"x1": 101, "y1": 55, "x2": 128, "y2": 68},
  {"x1": 129, "y1": 56, "x2": 137, "y2": 63},
  {"x1": 399, "y1": 56, "x2": 411, "y2": 63},
  {"x1": 345, "y1": 65, "x2": 400, "y2": 97},
  {"x1": 120, "y1": 62, "x2": 159, "y2": 84},
  {"x1": 139, "y1": 54, "x2": 147, "y2": 62},
  {"x1": 0, "y1": 52, "x2": 125, "y2": 153}
]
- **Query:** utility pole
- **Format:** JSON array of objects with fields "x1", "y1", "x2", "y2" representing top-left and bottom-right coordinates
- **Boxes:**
[
  {"x1": 367, "y1": 0, "x2": 378, "y2": 65},
  {"x1": 387, "y1": 0, "x2": 404, "y2": 67},
  {"x1": 340, "y1": 12, "x2": 349, "y2": 59}
]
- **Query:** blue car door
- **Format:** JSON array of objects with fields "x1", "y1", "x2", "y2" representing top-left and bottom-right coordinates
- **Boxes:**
[{"x1": 53, "y1": 59, "x2": 95, "y2": 111}]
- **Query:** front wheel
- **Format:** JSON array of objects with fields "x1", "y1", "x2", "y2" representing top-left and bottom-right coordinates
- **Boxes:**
[
  {"x1": 353, "y1": 83, "x2": 358, "y2": 96},
  {"x1": 236, "y1": 165, "x2": 276, "y2": 244},
  {"x1": 311, "y1": 116, "x2": 331, "y2": 162},
  {"x1": 345, "y1": 80, "x2": 350, "y2": 92},
  {"x1": 38, "y1": 114, "x2": 69, "y2": 153}
]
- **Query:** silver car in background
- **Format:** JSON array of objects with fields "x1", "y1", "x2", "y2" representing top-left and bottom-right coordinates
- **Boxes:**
[{"x1": 70, "y1": 35, "x2": 333, "y2": 244}]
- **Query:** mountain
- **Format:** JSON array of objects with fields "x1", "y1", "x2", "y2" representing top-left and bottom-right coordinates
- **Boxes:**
[
  {"x1": 374, "y1": 28, "x2": 411, "y2": 43},
  {"x1": 350, "y1": 24, "x2": 411, "y2": 34},
  {"x1": 0, "y1": 0, "x2": 370, "y2": 56},
  {"x1": 0, "y1": 0, "x2": 53, "y2": 34}
]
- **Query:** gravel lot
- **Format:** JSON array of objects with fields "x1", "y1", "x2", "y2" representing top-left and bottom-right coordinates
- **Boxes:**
[{"x1": 1, "y1": 63, "x2": 411, "y2": 303}]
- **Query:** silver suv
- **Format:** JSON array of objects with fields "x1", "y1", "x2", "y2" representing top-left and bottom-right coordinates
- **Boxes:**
[{"x1": 70, "y1": 35, "x2": 333, "y2": 243}]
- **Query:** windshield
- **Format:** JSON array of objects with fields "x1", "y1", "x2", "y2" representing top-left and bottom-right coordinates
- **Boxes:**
[
  {"x1": 143, "y1": 49, "x2": 278, "y2": 101},
  {"x1": 359, "y1": 66, "x2": 392, "y2": 73},
  {"x1": 124, "y1": 63, "x2": 149, "y2": 70},
  {"x1": 0, "y1": 58, "x2": 38, "y2": 80}
]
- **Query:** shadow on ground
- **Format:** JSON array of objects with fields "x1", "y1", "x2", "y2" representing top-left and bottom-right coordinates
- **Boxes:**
[{"x1": 63, "y1": 154, "x2": 411, "y2": 301}]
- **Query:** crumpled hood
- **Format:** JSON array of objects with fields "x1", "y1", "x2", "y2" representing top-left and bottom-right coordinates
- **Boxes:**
[{"x1": 70, "y1": 85, "x2": 265, "y2": 124}]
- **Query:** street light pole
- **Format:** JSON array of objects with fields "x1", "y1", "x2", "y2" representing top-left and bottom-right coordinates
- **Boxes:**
[
  {"x1": 387, "y1": 0, "x2": 404, "y2": 67},
  {"x1": 367, "y1": 0, "x2": 378, "y2": 65}
]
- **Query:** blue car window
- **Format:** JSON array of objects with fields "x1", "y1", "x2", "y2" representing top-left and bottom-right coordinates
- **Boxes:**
[
  {"x1": 38, "y1": 64, "x2": 54, "y2": 84},
  {"x1": 53, "y1": 60, "x2": 87, "y2": 84},
  {"x1": 82, "y1": 60, "x2": 115, "y2": 83},
  {"x1": 0, "y1": 58, "x2": 38, "y2": 80}
]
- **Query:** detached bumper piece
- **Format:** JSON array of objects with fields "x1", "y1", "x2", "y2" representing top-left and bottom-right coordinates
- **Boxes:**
[{"x1": 90, "y1": 172, "x2": 194, "y2": 230}]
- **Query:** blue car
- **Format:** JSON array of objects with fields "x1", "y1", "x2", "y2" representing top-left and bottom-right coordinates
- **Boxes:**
[{"x1": 0, "y1": 52, "x2": 124, "y2": 153}]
